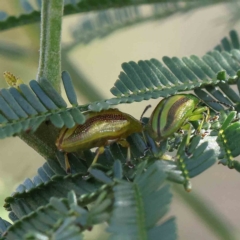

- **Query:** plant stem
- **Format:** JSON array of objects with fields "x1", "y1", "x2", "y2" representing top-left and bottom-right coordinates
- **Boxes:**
[
  {"x1": 19, "y1": 0, "x2": 64, "y2": 160},
  {"x1": 37, "y1": 0, "x2": 64, "y2": 93},
  {"x1": 19, "y1": 123, "x2": 59, "y2": 160}
]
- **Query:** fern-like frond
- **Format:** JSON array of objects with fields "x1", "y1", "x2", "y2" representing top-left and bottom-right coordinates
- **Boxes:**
[
  {"x1": 191, "y1": 31, "x2": 240, "y2": 110},
  {"x1": 216, "y1": 111, "x2": 240, "y2": 171},
  {"x1": 107, "y1": 161, "x2": 176, "y2": 240},
  {"x1": 3, "y1": 133, "x2": 147, "y2": 220},
  {"x1": 0, "y1": 218, "x2": 11, "y2": 237},
  {"x1": 3, "y1": 162, "x2": 176, "y2": 239},
  {"x1": 4, "y1": 191, "x2": 111, "y2": 240},
  {"x1": 0, "y1": 0, "x2": 230, "y2": 32},
  {"x1": 70, "y1": 6, "x2": 143, "y2": 46},
  {"x1": 0, "y1": 9, "x2": 40, "y2": 32},
  {"x1": 2, "y1": 44, "x2": 240, "y2": 139},
  {"x1": 4, "y1": 171, "x2": 100, "y2": 221},
  {"x1": 213, "y1": 30, "x2": 240, "y2": 52},
  {"x1": 110, "y1": 50, "x2": 240, "y2": 106},
  {"x1": 70, "y1": 2, "x2": 212, "y2": 46},
  {"x1": 0, "y1": 72, "x2": 87, "y2": 139},
  {"x1": 176, "y1": 135, "x2": 216, "y2": 191},
  {"x1": 145, "y1": 132, "x2": 217, "y2": 191},
  {"x1": 4, "y1": 128, "x2": 218, "y2": 222}
]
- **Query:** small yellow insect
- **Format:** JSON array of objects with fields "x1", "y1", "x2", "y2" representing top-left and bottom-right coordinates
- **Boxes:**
[{"x1": 3, "y1": 71, "x2": 23, "y2": 89}]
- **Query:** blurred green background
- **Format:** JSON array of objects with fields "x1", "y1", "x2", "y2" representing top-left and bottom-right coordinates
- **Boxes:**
[{"x1": 0, "y1": 1, "x2": 240, "y2": 239}]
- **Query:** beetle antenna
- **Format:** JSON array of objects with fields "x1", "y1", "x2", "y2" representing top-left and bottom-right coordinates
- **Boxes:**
[
  {"x1": 140, "y1": 105, "x2": 152, "y2": 123},
  {"x1": 140, "y1": 105, "x2": 152, "y2": 155}
]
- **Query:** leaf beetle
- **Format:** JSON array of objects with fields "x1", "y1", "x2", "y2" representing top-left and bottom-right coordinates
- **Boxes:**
[
  {"x1": 56, "y1": 108, "x2": 143, "y2": 172},
  {"x1": 144, "y1": 94, "x2": 210, "y2": 143}
]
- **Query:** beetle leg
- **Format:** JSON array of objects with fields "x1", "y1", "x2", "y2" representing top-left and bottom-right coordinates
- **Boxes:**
[
  {"x1": 64, "y1": 153, "x2": 71, "y2": 174},
  {"x1": 188, "y1": 113, "x2": 204, "y2": 133},
  {"x1": 89, "y1": 146, "x2": 105, "y2": 170},
  {"x1": 181, "y1": 122, "x2": 192, "y2": 145},
  {"x1": 180, "y1": 122, "x2": 193, "y2": 156},
  {"x1": 191, "y1": 106, "x2": 210, "y2": 122},
  {"x1": 192, "y1": 106, "x2": 209, "y2": 117},
  {"x1": 141, "y1": 131, "x2": 152, "y2": 156},
  {"x1": 117, "y1": 139, "x2": 133, "y2": 168},
  {"x1": 142, "y1": 146, "x2": 151, "y2": 158},
  {"x1": 140, "y1": 105, "x2": 152, "y2": 123},
  {"x1": 188, "y1": 106, "x2": 209, "y2": 133}
]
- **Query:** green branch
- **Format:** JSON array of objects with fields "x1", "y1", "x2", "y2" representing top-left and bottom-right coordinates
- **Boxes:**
[
  {"x1": 19, "y1": 0, "x2": 64, "y2": 160},
  {"x1": 37, "y1": 0, "x2": 64, "y2": 93}
]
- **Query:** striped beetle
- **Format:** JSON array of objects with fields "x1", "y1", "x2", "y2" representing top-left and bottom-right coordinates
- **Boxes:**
[
  {"x1": 56, "y1": 108, "x2": 143, "y2": 172},
  {"x1": 56, "y1": 94, "x2": 210, "y2": 173},
  {"x1": 145, "y1": 94, "x2": 209, "y2": 143}
]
